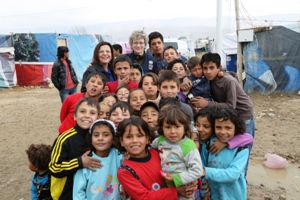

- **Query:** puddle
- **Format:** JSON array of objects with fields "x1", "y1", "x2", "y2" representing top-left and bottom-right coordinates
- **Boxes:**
[{"x1": 248, "y1": 159, "x2": 300, "y2": 199}]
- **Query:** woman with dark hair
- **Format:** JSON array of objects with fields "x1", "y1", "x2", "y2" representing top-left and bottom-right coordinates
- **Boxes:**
[
  {"x1": 51, "y1": 46, "x2": 79, "y2": 102},
  {"x1": 81, "y1": 42, "x2": 116, "y2": 92}
]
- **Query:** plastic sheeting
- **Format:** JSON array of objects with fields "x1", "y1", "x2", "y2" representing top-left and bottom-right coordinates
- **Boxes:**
[{"x1": 244, "y1": 25, "x2": 300, "y2": 94}]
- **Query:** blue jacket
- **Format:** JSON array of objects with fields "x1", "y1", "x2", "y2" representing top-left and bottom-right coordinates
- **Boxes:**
[
  {"x1": 126, "y1": 53, "x2": 158, "y2": 75},
  {"x1": 188, "y1": 75, "x2": 211, "y2": 100}
]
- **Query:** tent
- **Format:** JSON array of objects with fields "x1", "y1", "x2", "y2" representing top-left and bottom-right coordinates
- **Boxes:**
[{"x1": 0, "y1": 34, "x2": 17, "y2": 89}]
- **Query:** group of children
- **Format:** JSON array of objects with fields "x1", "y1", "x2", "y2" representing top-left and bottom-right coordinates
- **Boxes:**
[{"x1": 26, "y1": 51, "x2": 254, "y2": 200}]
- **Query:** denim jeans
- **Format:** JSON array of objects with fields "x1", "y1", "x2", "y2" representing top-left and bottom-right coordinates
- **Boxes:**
[
  {"x1": 244, "y1": 117, "x2": 255, "y2": 153},
  {"x1": 59, "y1": 86, "x2": 77, "y2": 103}
]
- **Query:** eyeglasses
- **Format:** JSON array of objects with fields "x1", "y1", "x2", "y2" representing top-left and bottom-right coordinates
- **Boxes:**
[
  {"x1": 132, "y1": 42, "x2": 145, "y2": 46},
  {"x1": 99, "y1": 50, "x2": 111, "y2": 54}
]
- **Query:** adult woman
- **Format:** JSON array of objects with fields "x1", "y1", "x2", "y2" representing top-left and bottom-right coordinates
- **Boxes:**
[
  {"x1": 81, "y1": 42, "x2": 116, "y2": 92},
  {"x1": 51, "y1": 46, "x2": 79, "y2": 102},
  {"x1": 126, "y1": 30, "x2": 158, "y2": 75}
]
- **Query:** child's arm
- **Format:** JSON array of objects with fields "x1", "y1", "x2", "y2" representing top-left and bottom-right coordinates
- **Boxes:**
[
  {"x1": 209, "y1": 133, "x2": 253, "y2": 155},
  {"x1": 30, "y1": 175, "x2": 38, "y2": 200},
  {"x1": 73, "y1": 169, "x2": 88, "y2": 200},
  {"x1": 204, "y1": 148, "x2": 249, "y2": 182},
  {"x1": 117, "y1": 168, "x2": 178, "y2": 200},
  {"x1": 59, "y1": 97, "x2": 71, "y2": 123}
]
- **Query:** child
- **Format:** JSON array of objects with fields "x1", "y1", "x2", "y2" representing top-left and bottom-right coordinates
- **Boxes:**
[
  {"x1": 73, "y1": 119, "x2": 123, "y2": 200},
  {"x1": 158, "y1": 97, "x2": 181, "y2": 111},
  {"x1": 59, "y1": 72, "x2": 106, "y2": 134},
  {"x1": 128, "y1": 88, "x2": 147, "y2": 115},
  {"x1": 130, "y1": 63, "x2": 143, "y2": 84},
  {"x1": 115, "y1": 86, "x2": 130, "y2": 102},
  {"x1": 139, "y1": 101, "x2": 159, "y2": 133},
  {"x1": 109, "y1": 101, "x2": 133, "y2": 127},
  {"x1": 106, "y1": 55, "x2": 138, "y2": 93},
  {"x1": 201, "y1": 108, "x2": 250, "y2": 200},
  {"x1": 163, "y1": 46, "x2": 180, "y2": 63},
  {"x1": 152, "y1": 105, "x2": 202, "y2": 200},
  {"x1": 116, "y1": 116, "x2": 195, "y2": 200},
  {"x1": 99, "y1": 102, "x2": 111, "y2": 120},
  {"x1": 98, "y1": 93, "x2": 118, "y2": 106},
  {"x1": 26, "y1": 144, "x2": 52, "y2": 200},
  {"x1": 190, "y1": 53, "x2": 255, "y2": 151},
  {"x1": 49, "y1": 97, "x2": 102, "y2": 199},
  {"x1": 186, "y1": 56, "x2": 211, "y2": 101},
  {"x1": 187, "y1": 126, "x2": 200, "y2": 150},
  {"x1": 158, "y1": 70, "x2": 193, "y2": 118},
  {"x1": 139, "y1": 72, "x2": 161, "y2": 105}
]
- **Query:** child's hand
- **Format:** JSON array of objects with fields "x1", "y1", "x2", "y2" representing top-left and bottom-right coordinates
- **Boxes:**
[
  {"x1": 181, "y1": 77, "x2": 192, "y2": 91},
  {"x1": 209, "y1": 139, "x2": 228, "y2": 156},
  {"x1": 160, "y1": 170, "x2": 173, "y2": 182},
  {"x1": 81, "y1": 150, "x2": 102, "y2": 172},
  {"x1": 117, "y1": 75, "x2": 130, "y2": 88},
  {"x1": 103, "y1": 86, "x2": 109, "y2": 94}
]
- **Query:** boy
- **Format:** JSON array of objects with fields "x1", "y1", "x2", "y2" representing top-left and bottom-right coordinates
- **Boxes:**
[
  {"x1": 112, "y1": 44, "x2": 122, "y2": 57},
  {"x1": 58, "y1": 71, "x2": 106, "y2": 134},
  {"x1": 49, "y1": 97, "x2": 102, "y2": 200},
  {"x1": 190, "y1": 53, "x2": 255, "y2": 149},
  {"x1": 26, "y1": 143, "x2": 52, "y2": 200},
  {"x1": 139, "y1": 101, "x2": 159, "y2": 133},
  {"x1": 158, "y1": 70, "x2": 193, "y2": 118},
  {"x1": 186, "y1": 56, "x2": 211, "y2": 101},
  {"x1": 105, "y1": 55, "x2": 138, "y2": 93}
]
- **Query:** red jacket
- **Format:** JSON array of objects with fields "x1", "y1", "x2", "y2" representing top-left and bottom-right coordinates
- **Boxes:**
[{"x1": 106, "y1": 80, "x2": 138, "y2": 93}]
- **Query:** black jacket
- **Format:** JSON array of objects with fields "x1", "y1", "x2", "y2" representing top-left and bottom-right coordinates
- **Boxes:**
[
  {"x1": 51, "y1": 58, "x2": 78, "y2": 91},
  {"x1": 80, "y1": 63, "x2": 116, "y2": 92}
]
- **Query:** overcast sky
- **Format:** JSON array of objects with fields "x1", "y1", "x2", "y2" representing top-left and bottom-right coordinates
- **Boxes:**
[{"x1": 1, "y1": 0, "x2": 299, "y2": 33}]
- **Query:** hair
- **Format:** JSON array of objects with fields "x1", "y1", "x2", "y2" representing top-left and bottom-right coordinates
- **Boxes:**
[
  {"x1": 109, "y1": 101, "x2": 133, "y2": 116},
  {"x1": 91, "y1": 42, "x2": 114, "y2": 67},
  {"x1": 132, "y1": 63, "x2": 143, "y2": 75},
  {"x1": 158, "y1": 70, "x2": 180, "y2": 86},
  {"x1": 85, "y1": 71, "x2": 107, "y2": 88},
  {"x1": 193, "y1": 107, "x2": 216, "y2": 133},
  {"x1": 74, "y1": 97, "x2": 100, "y2": 116},
  {"x1": 112, "y1": 44, "x2": 122, "y2": 54},
  {"x1": 187, "y1": 56, "x2": 201, "y2": 69},
  {"x1": 213, "y1": 108, "x2": 245, "y2": 135},
  {"x1": 113, "y1": 54, "x2": 132, "y2": 69},
  {"x1": 138, "y1": 72, "x2": 159, "y2": 88},
  {"x1": 86, "y1": 120, "x2": 116, "y2": 154},
  {"x1": 116, "y1": 86, "x2": 130, "y2": 95},
  {"x1": 115, "y1": 116, "x2": 153, "y2": 153},
  {"x1": 148, "y1": 31, "x2": 164, "y2": 46},
  {"x1": 98, "y1": 93, "x2": 118, "y2": 103},
  {"x1": 158, "y1": 97, "x2": 180, "y2": 109},
  {"x1": 129, "y1": 30, "x2": 148, "y2": 47},
  {"x1": 187, "y1": 125, "x2": 199, "y2": 139},
  {"x1": 57, "y1": 46, "x2": 69, "y2": 58},
  {"x1": 163, "y1": 46, "x2": 178, "y2": 56},
  {"x1": 128, "y1": 88, "x2": 148, "y2": 104},
  {"x1": 200, "y1": 52, "x2": 221, "y2": 67},
  {"x1": 26, "y1": 144, "x2": 52, "y2": 171},
  {"x1": 167, "y1": 58, "x2": 187, "y2": 71},
  {"x1": 157, "y1": 105, "x2": 191, "y2": 137}
]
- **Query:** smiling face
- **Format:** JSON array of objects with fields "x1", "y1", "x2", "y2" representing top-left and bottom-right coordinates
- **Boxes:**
[
  {"x1": 132, "y1": 39, "x2": 146, "y2": 55},
  {"x1": 142, "y1": 76, "x2": 158, "y2": 100},
  {"x1": 214, "y1": 118, "x2": 235, "y2": 143},
  {"x1": 162, "y1": 120, "x2": 185, "y2": 143},
  {"x1": 116, "y1": 87, "x2": 130, "y2": 102},
  {"x1": 98, "y1": 45, "x2": 112, "y2": 66},
  {"x1": 110, "y1": 107, "x2": 130, "y2": 127},
  {"x1": 195, "y1": 116, "x2": 213, "y2": 142},
  {"x1": 120, "y1": 125, "x2": 149, "y2": 158},
  {"x1": 130, "y1": 68, "x2": 142, "y2": 84},
  {"x1": 85, "y1": 76, "x2": 104, "y2": 98},
  {"x1": 99, "y1": 103, "x2": 111, "y2": 120},
  {"x1": 114, "y1": 61, "x2": 132, "y2": 80},
  {"x1": 163, "y1": 48, "x2": 179, "y2": 63},
  {"x1": 74, "y1": 102, "x2": 99, "y2": 130},
  {"x1": 140, "y1": 106, "x2": 159, "y2": 130},
  {"x1": 129, "y1": 90, "x2": 147, "y2": 114},
  {"x1": 91, "y1": 125, "x2": 113, "y2": 157},
  {"x1": 172, "y1": 63, "x2": 186, "y2": 79}
]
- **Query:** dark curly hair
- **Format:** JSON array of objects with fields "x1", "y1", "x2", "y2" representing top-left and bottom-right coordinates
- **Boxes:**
[
  {"x1": 26, "y1": 144, "x2": 52, "y2": 171},
  {"x1": 213, "y1": 108, "x2": 245, "y2": 135},
  {"x1": 114, "y1": 116, "x2": 154, "y2": 153}
]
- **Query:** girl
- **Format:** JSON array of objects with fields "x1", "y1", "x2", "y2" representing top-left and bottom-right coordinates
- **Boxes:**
[
  {"x1": 201, "y1": 108, "x2": 249, "y2": 200},
  {"x1": 109, "y1": 101, "x2": 133, "y2": 127},
  {"x1": 116, "y1": 116, "x2": 196, "y2": 200},
  {"x1": 167, "y1": 59, "x2": 188, "y2": 96},
  {"x1": 130, "y1": 63, "x2": 142, "y2": 84},
  {"x1": 98, "y1": 93, "x2": 118, "y2": 106},
  {"x1": 99, "y1": 102, "x2": 110, "y2": 120},
  {"x1": 49, "y1": 97, "x2": 102, "y2": 199},
  {"x1": 115, "y1": 86, "x2": 130, "y2": 102},
  {"x1": 73, "y1": 119, "x2": 123, "y2": 200},
  {"x1": 139, "y1": 72, "x2": 160, "y2": 105},
  {"x1": 152, "y1": 105, "x2": 202, "y2": 200},
  {"x1": 128, "y1": 88, "x2": 147, "y2": 115}
]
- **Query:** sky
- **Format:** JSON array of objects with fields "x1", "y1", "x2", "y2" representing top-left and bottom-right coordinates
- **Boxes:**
[{"x1": 1, "y1": 0, "x2": 299, "y2": 34}]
